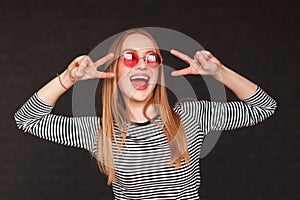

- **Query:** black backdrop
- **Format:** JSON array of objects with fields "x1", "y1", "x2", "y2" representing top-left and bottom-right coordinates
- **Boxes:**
[{"x1": 1, "y1": 0, "x2": 299, "y2": 199}]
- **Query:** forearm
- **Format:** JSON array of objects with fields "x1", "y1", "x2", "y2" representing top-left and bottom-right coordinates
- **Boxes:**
[
  {"x1": 14, "y1": 90, "x2": 99, "y2": 152},
  {"x1": 36, "y1": 69, "x2": 75, "y2": 105},
  {"x1": 213, "y1": 64, "x2": 258, "y2": 99}
]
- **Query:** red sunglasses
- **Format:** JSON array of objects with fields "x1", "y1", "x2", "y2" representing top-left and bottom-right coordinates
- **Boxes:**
[{"x1": 119, "y1": 51, "x2": 162, "y2": 69}]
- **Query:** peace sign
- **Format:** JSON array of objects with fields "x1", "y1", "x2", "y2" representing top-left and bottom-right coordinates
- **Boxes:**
[
  {"x1": 170, "y1": 49, "x2": 222, "y2": 77},
  {"x1": 67, "y1": 53, "x2": 115, "y2": 83}
]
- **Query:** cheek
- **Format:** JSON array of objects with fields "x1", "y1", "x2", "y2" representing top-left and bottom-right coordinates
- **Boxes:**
[
  {"x1": 117, "y1": 63, "x2": 131, "y2": 91},
  {"x1": 117, "y1": 63, "x2": 130, "y2": 81},
  {"x1": 151, "y1": 70, "x2": 159, "y2": 84}
]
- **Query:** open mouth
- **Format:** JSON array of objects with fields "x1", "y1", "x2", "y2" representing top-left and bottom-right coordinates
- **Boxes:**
[{"x1": 130, "y1": 75, "x2": 149, "y2": 90}]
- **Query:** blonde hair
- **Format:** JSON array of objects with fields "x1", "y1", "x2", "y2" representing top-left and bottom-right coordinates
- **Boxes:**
[{"x1": 96, "y1": 28, "x2": 190, "y2": 184}]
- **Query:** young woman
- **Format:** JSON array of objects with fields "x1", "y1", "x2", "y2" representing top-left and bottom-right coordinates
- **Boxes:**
[{"x1": 14, "y1": 28, "x2": 277, "y2": 200}]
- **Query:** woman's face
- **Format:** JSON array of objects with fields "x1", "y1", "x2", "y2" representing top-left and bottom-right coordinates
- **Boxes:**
[{"x1": 117, "y1": 34, "x2": 160, "y2": 103}]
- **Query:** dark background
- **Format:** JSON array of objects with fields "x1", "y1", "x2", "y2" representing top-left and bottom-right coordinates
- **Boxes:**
[{"x1": 1, "y1": 0, "x2": 299, "y2": 199}]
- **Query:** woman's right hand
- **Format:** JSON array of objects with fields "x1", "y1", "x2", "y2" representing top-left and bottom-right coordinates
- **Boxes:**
[{"x1": 67, "y1": 53, "x2": 115, "y2": 83}]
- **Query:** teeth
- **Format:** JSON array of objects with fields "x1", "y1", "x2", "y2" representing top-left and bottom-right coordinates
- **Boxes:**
[{"x1": 130, "y1": 76, "x2": 149, "y2": 81}]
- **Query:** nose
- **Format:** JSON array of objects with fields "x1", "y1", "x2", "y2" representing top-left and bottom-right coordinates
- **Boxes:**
[{"x1": 135, "y1": 56, "x2": 147, "y2": 69}]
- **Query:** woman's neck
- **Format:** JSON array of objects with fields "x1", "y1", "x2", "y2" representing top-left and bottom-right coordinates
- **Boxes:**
[{"x1": 123, "y1": 98, "x2": 157, "y2": 123}]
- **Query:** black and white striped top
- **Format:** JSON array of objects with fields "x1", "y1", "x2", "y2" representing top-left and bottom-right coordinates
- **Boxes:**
[{"x1": 14, "y1": 86, "x2": 277, "y2": 200}]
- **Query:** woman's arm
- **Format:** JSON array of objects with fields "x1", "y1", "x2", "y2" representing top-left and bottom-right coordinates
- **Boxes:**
[
  {"x1": 212, "y1": 64, "x2": 258, "y2": 99},
  {"x1": 171, "y1": 49, "x2": 258, "y2": 99},
  {"x1": 177, "y1": 86, "x2": 277, "y2": 133},
  {"x1": 37, "y1": 54, "x2": 114, "y2": 105},
  {"x1": 14, "y1": 93, "x2": 100, "y2": 153},
  {"x1": 14, "y1": 54, "x2": 115, "y2": 153},
  {"x1": 170, "y1": 49, "x2": 277, "y2": 132}
]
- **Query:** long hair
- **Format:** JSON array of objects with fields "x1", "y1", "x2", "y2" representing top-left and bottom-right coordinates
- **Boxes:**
[{"x1": 96, "y1": 28, "x2": 190, "y2": 184}]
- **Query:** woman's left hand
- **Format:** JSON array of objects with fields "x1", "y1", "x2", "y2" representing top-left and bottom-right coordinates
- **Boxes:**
[{"x1": 170, "y1": 49, "x2": 222, "y2": 77}]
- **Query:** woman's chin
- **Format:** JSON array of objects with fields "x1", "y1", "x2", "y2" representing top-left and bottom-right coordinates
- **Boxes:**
[
  {"x1": 129, "y1": 93, "x2": 151, "y2": 103},
  {"x1": 119, "y1": 83, "x2": 156, "y2": 103}
]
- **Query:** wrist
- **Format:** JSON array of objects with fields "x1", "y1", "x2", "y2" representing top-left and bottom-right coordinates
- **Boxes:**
[
  {"x1": 212, "y1": 64, "x2": 225, "y2": 81},
  {"x1": 59, "y1": 70, "x2": 75, "y2": 89}
]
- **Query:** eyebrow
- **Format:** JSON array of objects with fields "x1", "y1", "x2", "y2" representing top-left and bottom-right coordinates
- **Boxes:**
[{"x1": 121, "y1": 48, "x2": 156, "y2": 54}]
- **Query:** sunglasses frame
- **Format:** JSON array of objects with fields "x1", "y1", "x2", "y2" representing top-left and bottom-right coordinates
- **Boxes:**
[{"x1": 119, "y1": 50, "x2": 163, "y2": 69}]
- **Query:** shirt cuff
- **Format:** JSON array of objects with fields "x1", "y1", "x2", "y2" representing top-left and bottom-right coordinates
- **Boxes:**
[{"x1": 33, "y1": 92, "x2": 56, "y2": 108}]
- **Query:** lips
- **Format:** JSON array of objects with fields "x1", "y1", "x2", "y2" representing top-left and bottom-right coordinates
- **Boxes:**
[{"x1": 130, "y1": 74, "x2": 150, "y2": 90}]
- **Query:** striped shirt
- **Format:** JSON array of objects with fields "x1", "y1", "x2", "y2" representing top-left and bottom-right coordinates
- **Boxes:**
[{"x1": 14, "y1": 86, "x2": 277, "y2": 200}]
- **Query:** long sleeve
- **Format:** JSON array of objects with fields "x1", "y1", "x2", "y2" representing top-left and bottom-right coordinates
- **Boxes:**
[
  {"x1": 14, "y1": 92, "x2": 101, "y2": 153},
  {"x1": 176, "y1": 86, "x2": 277, "y2": 134}
]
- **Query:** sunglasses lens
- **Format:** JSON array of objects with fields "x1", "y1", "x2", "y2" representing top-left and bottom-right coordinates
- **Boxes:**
[
  {"x1": 121, "y1": 51, "x2": 162, "y2": 68},
  {"x1": 123, "y1": 52, "x2": 138, "y2": 67},
  {"x1": 145, "y1": 52, "x2": 161, "y2": 68}
]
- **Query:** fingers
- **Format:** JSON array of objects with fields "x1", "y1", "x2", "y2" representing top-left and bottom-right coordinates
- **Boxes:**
[
  {"x1": 194, "y1": 51, "x2": 208, "y2": 67},
  {"x1": 93, "y1": 53, "x2": 115, "y2": 79},
  {"x1": 76, "y1": 57, "x2": 89, "y2": 78},
  {"x1": 201, "y1": 50, "x2": 213, "y2": 60},
  {"x1": 71, "y1": 53, "x2": 114, "y2": 69},
  {"x1": 171, "y1": 68, "x2": 192, "y2": 76},
  {"x1": 94, "y1": 53, "x2": 114, "y2": 68},
  {"x1": 68, "y1": 54, "x2": 116, "y2": 80},
  {"x1": 200, "y1": 50, "x2": 222, "y2": 68},
  {"x1": 170, "y1": 49, "x2": 214, "y2": 68},
  {"x1": 170, "y1": 49, "x2": 192, "y2": 64},
  {"x1": 95, "y1": 72, "x2": 115, "y2": 79},
  {"x1": 70, "y1": 55, "x2": 86, "y2": 66}
]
